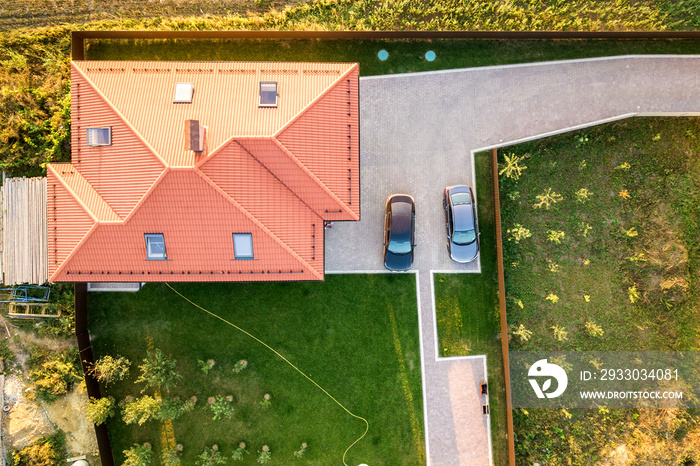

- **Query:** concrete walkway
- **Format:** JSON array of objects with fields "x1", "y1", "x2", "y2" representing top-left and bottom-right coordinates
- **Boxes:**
[{"x1": 325, "y1": 55, "x2": 700, "y2": 466}]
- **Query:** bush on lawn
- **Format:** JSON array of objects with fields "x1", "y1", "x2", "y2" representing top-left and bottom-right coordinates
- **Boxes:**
[{"x1": 85, "y1": 396, "x2": 115, "y2": 425}]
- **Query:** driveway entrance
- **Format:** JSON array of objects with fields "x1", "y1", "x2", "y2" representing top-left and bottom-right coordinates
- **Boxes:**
[{"x1": 326, "y1": 55, "x2": 700, "y2": 466}]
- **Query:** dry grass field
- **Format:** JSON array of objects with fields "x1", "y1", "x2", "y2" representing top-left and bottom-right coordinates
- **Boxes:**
[{"x1": 0, "y1": 0, "x2": 304, "y2": 31}]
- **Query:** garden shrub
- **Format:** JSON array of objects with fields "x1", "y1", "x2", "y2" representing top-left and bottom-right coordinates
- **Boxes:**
[
  {"x1": 28, "y1": 346, "x2": 81, "y2": 401},
  {"x1": 11, "y1": 432, "x2": 66, "y2": 466},
  {"x1": 36, "y1": 284, "x2": 75, "y2": 338},
  {"x1": 121, "y1": 395, "x2": 161, "y2": 425},
  {"x1": 156, "y1": 397, "x2": 195, "y2": 421},
  {"x1": 85, "y1": 396, "x2": 115, "y2": 425},
  {"x1": 135, "y1": 348, "x2": 181, "y2": 393},
  {"x1": 122, "y1": 444, "x2": 153, "y2": 466},
  {"x1": 88, "y1": 354, "x2": 131, "y2": 385},
  {"x1": 0, "y1": 32, "x2": 71, "y2": 178}
]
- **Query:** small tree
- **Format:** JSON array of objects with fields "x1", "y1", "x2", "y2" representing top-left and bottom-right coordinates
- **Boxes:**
[
  {"x1": 584, "y1": 320, "x2": 605, "y2": 337},
  {"x1": 257, "y1": 445, "x2": 271, "y2": 464},
  {"x1": 551, "y1": 325, "x2": 568, "y2": 341},
  {"x1": 230, "y1": 442, "x2": 248, "y2": 461},
  {"x1": 85, "y1": 396, "x2": 115, "y2": 425},
  {"x1": 11, "y1": 433, "x2": 66, "y2": 466},
  {"x1": 209, "y1": 395, "x2": 234, "y2": 421},
  {"x1": 293, "y1": 442, "x2": 308, "y2": 458},
  {"x1": 122, "y1": 395, "x2": 161, "y2": 425},
  {"x1": 123, "y1": 444, "x2": 153, "y2": 466},
  {"x1": 196, "y1": 446, "x2": 226, "y2": 466},
  {"x1": 156, "y1": 397, "x2": 195, "y2": 421},
  {"x1": 512, "y1": 324, "x2": 533, "y2": 342},
  {"x1": 161, "y1": 447, "x2": 181, "y2": 466},
  {"x1": 30, "y1": 349, "x2": 82, "y2": 401},
  {"x1": 88, "y1": 355, "x2": 131, "y2": 385},
  {"x1": 135, "y1": 348, "x2": 181, "y2": 393},
  {"x1": 197, "y1": 359, "x2": 215, "y2": 374},
  {"x1": 499, "y1": 153, "x2": 528, "y2": 179}
]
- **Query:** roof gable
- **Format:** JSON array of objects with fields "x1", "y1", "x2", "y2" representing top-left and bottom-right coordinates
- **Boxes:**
[
  {"x1": 47, "y1": 169, "x2": 97, "y2": 278},
  {"x1": 50, "y1": 170, "x2": 323, "y2": 282}
]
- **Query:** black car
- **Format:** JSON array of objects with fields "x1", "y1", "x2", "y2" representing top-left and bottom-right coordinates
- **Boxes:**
[
  {"x1": 444, "y1": 185, "x2": 479, "y2": 263},
  {"x1": 383, "y1": 194, "x2": 416, "y2": 272}
]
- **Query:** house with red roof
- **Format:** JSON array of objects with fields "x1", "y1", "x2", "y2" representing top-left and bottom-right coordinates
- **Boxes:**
[{"x1": 47, "y1": 61, "x2": 360, "y2": 282}]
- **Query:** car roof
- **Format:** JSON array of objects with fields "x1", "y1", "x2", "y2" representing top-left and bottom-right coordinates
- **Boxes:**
[
  {"x1": 453, "y1": 204, "x2": 475, "y2": 231},
  {"x1": 390, "y1": 201, "x2": 413, "y2": 233}
]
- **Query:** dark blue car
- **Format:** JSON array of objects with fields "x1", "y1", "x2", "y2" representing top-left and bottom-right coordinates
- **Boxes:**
[{"x1": 383, "y1": 194, "x2": 416, "y2": 272}]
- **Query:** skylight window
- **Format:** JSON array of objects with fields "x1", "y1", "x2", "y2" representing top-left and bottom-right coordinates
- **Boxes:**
[
  {"x1": 259, "y1": 82, "x2": 278, "y2": 107},
  {"x1": 233, "y1": 233, "x2": 254, "y2": 260},
  {"x1": 86, "y1": 127, "x2": 112, "y2": 146},
  {"x1": 145, "y1": 233, "x2": 167, "y2": 260},
  {"x1": 173, "y1": 82, "x2": 194, "y2": 103}
]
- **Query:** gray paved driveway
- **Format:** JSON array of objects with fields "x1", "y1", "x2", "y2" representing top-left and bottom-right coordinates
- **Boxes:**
[{"x1": 325, "y1": 55, "x2": 700, "y2": 466}]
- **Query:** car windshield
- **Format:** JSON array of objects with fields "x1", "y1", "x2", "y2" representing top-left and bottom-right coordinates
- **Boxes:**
[
  {"x1": 451, "y1": 192, "x2": 472, "y2": 205},
  {"x1": 453, "y1": 229, "x2": 476, "y2": 245},
  {"x1": 388, "y1": 236, "x2": 412, "y2": 255}
]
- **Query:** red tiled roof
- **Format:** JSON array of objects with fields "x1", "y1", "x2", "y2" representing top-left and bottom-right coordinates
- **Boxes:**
[{"x1": 48, "y1": 61, "x2": 360, "y2": 282}]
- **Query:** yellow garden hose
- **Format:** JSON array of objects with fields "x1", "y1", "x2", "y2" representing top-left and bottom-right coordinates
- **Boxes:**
[{"x1": 164, "y1": 283, "x2": 369, "y2": 465}]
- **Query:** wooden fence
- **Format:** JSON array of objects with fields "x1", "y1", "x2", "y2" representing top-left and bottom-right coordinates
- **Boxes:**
[{"x1": 1, "y1": 177, "x2": 48, "y2": 285}]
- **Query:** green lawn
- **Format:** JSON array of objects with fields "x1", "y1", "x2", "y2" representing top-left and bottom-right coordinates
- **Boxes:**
[
  {"x1": 433, "y1": 151, "x2": 507, "y2": 466},
  {"x1": 499, "y1": 117, "x2": 700, "y2": 464},
  {"x1": 88, "y1": 275, "x2": 425, "y2": 465},
  {"x1": 85, "y1": 38, "x2": 700, "y2": 76}
]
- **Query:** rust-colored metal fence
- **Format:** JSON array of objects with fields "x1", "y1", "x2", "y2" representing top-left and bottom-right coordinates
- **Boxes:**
[
  {"x1": 491, "y1": 147, "x2": 515, "y2": 465},
  {"x1": 75, "y1": 283, "x2": 115, "y2": 466}
]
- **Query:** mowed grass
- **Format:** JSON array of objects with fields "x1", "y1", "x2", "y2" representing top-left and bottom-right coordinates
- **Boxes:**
[
  {"x1": 434, "y1": 151, "x2": 507, "y2": 466},
  {"x1": 88, "y1": 275, "x2": 425, "y2": 465},
  {"x1": 85, "y1": 38, "x2": 700, "y2": 77}
]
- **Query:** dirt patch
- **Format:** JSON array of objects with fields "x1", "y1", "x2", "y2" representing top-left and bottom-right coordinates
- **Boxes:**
[
  {"x1": 43, "y1": 387, "x2": 100, "y2": 463},
  {"x1": 3, "y1": 375, "x2": 99, "y2": 463},
  {"x1": 1, "y1": 317, "x2": 97, "y2": 462},
  {"x1": 3, "y1": 374, "x2": 53, "y2": 450}
]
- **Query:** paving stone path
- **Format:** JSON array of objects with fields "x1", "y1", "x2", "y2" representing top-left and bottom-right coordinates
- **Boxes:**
[{"x1": 326, "y1": 55, "x2": 700, "y2": 465}]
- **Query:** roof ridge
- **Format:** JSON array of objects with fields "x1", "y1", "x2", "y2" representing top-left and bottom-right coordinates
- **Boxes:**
[
  {"x1": 270, "y1": 137, "x2": 357, "y2": 219},
  {"x1": 194, "y1": 135, "x2": 235, "y2": 170},
  {"x1": 193, "y1": 167, "x2": 323, "y2": 279},
  {"x1": 72, "y1": 62, "x2": 169, "y2": 169},
  {"x1": 47, "y1": 164, "x2": 99, "y2": 223},
  {"x1": 118, "y1": 168, "x2": 171, "y2": 224},
  {"x1": 47, "y1": 163, "x2": 121, "y2": 222}
]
